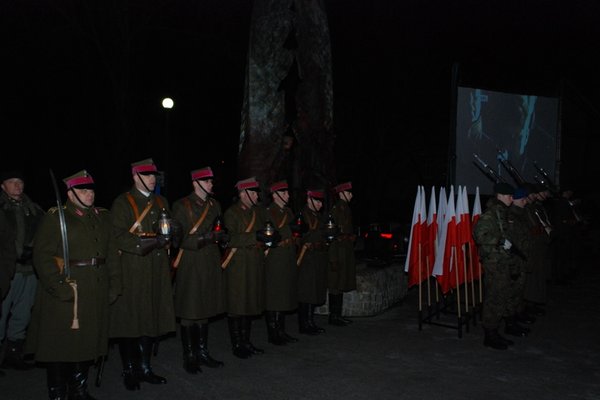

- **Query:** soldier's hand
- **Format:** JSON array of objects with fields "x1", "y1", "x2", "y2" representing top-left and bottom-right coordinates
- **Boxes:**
[{"x1": 502, "y1": 239, "x2": 512, "y2": 250}]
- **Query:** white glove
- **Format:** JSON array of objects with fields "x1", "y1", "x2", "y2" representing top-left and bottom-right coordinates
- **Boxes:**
[{"x1": 502, "y1": 239, "x2": 512, "y2": 250}]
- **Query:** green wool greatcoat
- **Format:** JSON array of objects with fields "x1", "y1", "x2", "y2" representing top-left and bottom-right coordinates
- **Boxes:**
[
  {"x1": 223, "y1": 201, "x2": 267, "y2": 316},
  {"x1": 264, "y1": 204, "x2": 298, "y2": 311},
  {"x1": 171, "y1": 193, "x2": 226, "y2": 320},
  {"x1": 328, "y1": 199, "x2": 357, "y2": 292},
  {"x1": 297, "y1": 205, "x2": 328, "y2": 305},
  {"x1": 26, "y1": 202, "x2": 111, "y2": 362},
  {"x1": 107, "y1": 189, "x2": 175, "y2": 338}
]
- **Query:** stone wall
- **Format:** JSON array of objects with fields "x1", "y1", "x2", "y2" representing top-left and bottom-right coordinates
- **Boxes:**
[{"x1": 315, "y1": 261, "x2": 408, "y2": 317}]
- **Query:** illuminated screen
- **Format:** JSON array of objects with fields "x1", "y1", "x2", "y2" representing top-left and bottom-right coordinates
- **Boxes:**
[{"x1": 455, "y1": 86, "x2": 560, "y2": 195}]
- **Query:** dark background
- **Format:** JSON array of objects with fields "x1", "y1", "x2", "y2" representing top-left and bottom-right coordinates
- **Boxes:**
[{"x1": 2, "y1": 1, "x2": 599, "y2": 227}]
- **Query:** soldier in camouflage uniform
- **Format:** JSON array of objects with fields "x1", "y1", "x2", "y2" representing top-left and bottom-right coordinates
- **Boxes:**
[
  {"x1": 473, "y1": 182, "x2": 521, "y2": 350},
  {"x1": 0, "y1": 209, "x2": 16, "y2": 378},
  {"x1": 506, "y1": 188, "x2": 535, "y2": 332},
  {"x1": 171, "y1": 167, "x2": 228, "y2": 373},
  {"x1": 327, "y1": 182, "x2": 357, "y2": 326},
  {"x1": 0, "y1": 171, "x2": 44, "y2": 370},
  {"x1": 26, "y1": 170, "x2": 111, "y2": 400},
  {"x1": 522, "y1": 183, "x2": 551, "y2": 316}
]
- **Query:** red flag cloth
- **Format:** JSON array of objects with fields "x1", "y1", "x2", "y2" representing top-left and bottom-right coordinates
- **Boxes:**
[
  {"x1": 404, "y1": 186, "x2": 428, "y2": 288},
  {"x1": 451, "y1": 187, "x2": 467, "y2": 287},
  {"x1": 470, "y1": 186, "x2": 483, "y2": 280},
  {"x1": 433, "y1": 186, "x2": 458, "y2": 294},
  {"x1": 426, "y1": 186, "x2": 438, "y2": 276}
]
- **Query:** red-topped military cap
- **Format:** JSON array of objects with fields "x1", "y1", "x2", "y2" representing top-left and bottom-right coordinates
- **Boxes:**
[
  {"x1": 270, "y1": 180, "x2": 288, "y2": 193},
  {"x1": 63, "y1": 170, "x2": 95, "y2": 189},
  {"x1": 235, "y1": 176, "x2": 259, "y2": 191},
  {"x1": 307, "y1": 189, "x2": 324, "y2": 199},
  {"x1": 131, "y1": 158, "x2": 159, "y2": 175},
  {"x1": 191, "y1": 167, "x2": 214, "y2": 181},
  {"x1": 334, "y1": 181, "x2": 352, "y2": 193}
]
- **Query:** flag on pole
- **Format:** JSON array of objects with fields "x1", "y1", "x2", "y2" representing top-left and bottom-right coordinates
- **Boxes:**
[
  {"x1": 404, "y1": 186, "x2": 422, "y2": 287},
  {"x1": 470, "y1": 186, "x2": 482, "y2": 279},
  {"x1": 426, "y1": 186, "x2": 438, "y2": 273},
  {"x1": 404, "y1": 186, "x2": 427, "y2": 288},
  {"x1": 433, "y1": 185, "x2": 458, "y2": 294},
  {"x1": 451, "y1": 186, "x2": 466, "y2": 287}
]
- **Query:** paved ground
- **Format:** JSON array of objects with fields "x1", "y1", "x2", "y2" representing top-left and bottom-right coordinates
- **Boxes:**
[{"x1": 2, "y1": 252, "x2": 599, "y2": 400}]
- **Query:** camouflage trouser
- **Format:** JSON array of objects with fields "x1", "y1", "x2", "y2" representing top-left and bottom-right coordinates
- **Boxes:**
[
  {"x1": 506, "y1": 272, "x2": 526, "y2": 315},
  {"x1": 482, "y1": 263, "x2": 512, "y2": 330}
]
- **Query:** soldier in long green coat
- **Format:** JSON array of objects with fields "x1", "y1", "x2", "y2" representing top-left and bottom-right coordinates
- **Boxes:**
[
  {"x1": 473, "y1": 182, "x2": 521, "y2": 350},
  {"x1": 171, "y1": 167, "x2": 227, "y2": 373},
  {"x1": 223, "y1": 177, "x2": 271, "y2": 359},
  {"x1": 296, "y1": 189, "x2": 328, "y2": 335},
  {"x1": 26, "y1": 170, "x2": 110, "y2": 400},
  {"x1": 107, "y1": 158, "x2": 176, "y2": 391},
  {"x1": 264, "y1": 180, "x2": 299, "y2": 345},
  {"x1": 328, "y1": 181, "x2": 357, "y2": 326}
]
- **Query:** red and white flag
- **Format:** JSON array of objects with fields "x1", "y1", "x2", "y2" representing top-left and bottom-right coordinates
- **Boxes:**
[
  {"x1": 470, "y1": 186, "x2": 482, "y2": 279},
  {"x1": 433, "y1": 186, "x2": 458, "y2": 294},
  {"x1": 405, "y1": 186, "x2": 427, "y2": 288},
  {"x1": 426, "y1": 186, "x2": 438, "y2": 275}
]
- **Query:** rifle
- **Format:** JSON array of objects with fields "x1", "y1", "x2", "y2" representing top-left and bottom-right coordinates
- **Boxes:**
[
  {"x1": 497, "y1": 151, "x2": 526, "y2": 186},
  {"x1": 473, "y1": 153, "x2": 506, "y2": 183},
  {"x1": 533, "y1": 162, "x2": 559, "y2": 194}
]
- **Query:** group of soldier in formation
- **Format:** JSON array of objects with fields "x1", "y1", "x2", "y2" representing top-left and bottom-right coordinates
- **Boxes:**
[{"x1": 0, "y1": 159, "x2": 357, "y2": 399}]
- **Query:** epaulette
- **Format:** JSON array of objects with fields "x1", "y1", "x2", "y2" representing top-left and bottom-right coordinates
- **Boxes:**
[
  {"x1": 95, "y1": 207, "x2": 109, "y2": 213},
  {"x1": 47, "y1": 206, "x2": 61, "y2": 214}
]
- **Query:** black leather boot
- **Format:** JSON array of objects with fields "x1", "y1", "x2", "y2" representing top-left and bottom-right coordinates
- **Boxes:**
[
  {"x1": 298, "y1": 303, "x2": 317, "y2": 335},
  {"x1": 308, "y1": 304, "x2": 325, "y2": 333},
  {"x1": 242, "y1": 316, "x2": 264, "y2": 355},
  {"x1": 3, "y1": 339, "x2": 34, "y2": 370},
  {"x1": 195, "y1": 323, "x2": 224, "y2": 368},
  {"x1": 228, "y1": 316, "x2": 251, "y2": 359},
  {"x1": 505, "y1": 317, "x2": 530, "y2": 337},
  {"x1": 483, "y1": 328, "x2": 508, "y2": 350},
  {"x1": 515, "y1": 310, "x2": 536, "y2": 324},
  {"x1": 277, "y1": 312, "x2": 298, "y2": 343},
  {"x1": 118, "y1": 338, "x2": 140, "y2": 391},
  {"x1": 180, "y1": 325, "x2": 201, "y2": 374},
  {"x1": 46, "y1": 362, "x2": 69, "y2": 400},
  {"x1": 328, "y1": 293, "x2": 350, "y2": 326},
  {"x1": 138, "y1": 336, "x2": 167, "y2": 384},
  {"x1": 68, "y1": 361, "x2": 97, "y2": 400},
  {"x1": 266, "y1": 311, "x2": 286, "y2": 345}
]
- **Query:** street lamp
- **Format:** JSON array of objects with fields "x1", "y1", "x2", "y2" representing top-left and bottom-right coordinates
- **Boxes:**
[{"x1": 161, "y1": 97, "x2": 174, "y2": 195}]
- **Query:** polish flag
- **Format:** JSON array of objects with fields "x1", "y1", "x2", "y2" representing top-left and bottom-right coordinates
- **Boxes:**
[
  {"x1": 433, "y1": 186, "x2": 458, "y2": 294},
  {"x1": 405, "y1": 186, "x2": 427, "y2": 288}
]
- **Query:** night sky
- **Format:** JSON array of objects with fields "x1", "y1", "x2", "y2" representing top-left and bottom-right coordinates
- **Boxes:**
[{"x1": 2, "y1": 1, "x2": 599, "y2": 226}]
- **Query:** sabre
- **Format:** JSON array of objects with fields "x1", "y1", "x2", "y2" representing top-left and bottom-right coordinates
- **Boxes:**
[{"x1": 50, "y1": 169, "x2": 70, "y2": 279}]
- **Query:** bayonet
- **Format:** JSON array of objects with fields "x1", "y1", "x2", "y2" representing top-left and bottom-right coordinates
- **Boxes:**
[
  {"x1": 50, "y1": 169, "x2": 70, "y2": 278},
  {"x1": 473, "y1": 153, "x2": 506, "y2": 183}
]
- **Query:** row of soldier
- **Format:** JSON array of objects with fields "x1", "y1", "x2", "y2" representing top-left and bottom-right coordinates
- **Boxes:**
[
  {"x1": 473, "y1": 180, "x2": 585, "y2": 350},
  {"x1": 0, "y1": 158, "x2": 357, "y2": 399}
]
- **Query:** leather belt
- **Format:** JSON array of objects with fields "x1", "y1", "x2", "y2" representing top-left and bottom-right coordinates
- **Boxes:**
[{"x1": 69, "y1": 257, "x2": 106, "y2": 267}]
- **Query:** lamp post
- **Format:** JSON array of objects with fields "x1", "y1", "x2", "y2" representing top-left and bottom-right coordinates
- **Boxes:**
[{"x1": 161, "y1": 97, "x2": 174, "y2": 195}]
